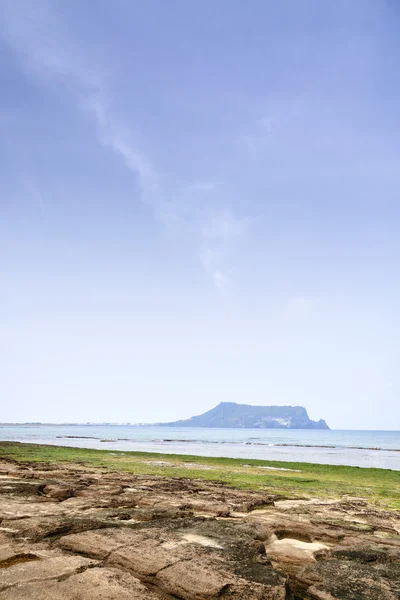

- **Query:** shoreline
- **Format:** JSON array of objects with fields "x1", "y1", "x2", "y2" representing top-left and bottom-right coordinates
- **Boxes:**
[
  {"x1": 0, "y1": 442, "x2": 399, "y2": 599},
  {"x1": 1, "y1": 442, "x2": 399, "y2": 509},
  {"x1": 1, "y1": 435, "x2": 399, "y2": 470}
]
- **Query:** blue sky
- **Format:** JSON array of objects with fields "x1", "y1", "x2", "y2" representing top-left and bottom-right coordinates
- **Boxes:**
[{"x1": 1, "y1": 0, "x2": 399, "y2": 429}]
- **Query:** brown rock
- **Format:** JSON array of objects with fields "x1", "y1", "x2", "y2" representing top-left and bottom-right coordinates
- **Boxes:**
[
  {"x1": 42, "y1": 485, "x2": 75, "y2": 501},
  {"x1": 0, "y1": 480, "x2": 44, "y2": 497},
  {"x1": 0, "y1": 555, "x2": 96, "y2": 592},
  {"x1": 189, "y1": 501, "x2": 231, "y2": 517},
  {"x1": 108, "y1": 539, "x2": 183, "y2": 577},
  {"x1": 156, "y1": 559, "x2": 233, "y2": 600},
  {"x1": 295, "y1": 558, "x2": 400, "y2": 600},
  {"x1": 75, "y1": 485, "x2": 123, "y2": 498},
  {"x1": 240, "y1": 519, "x2": 273, "y2": 541},
  {"x1": 0, "y1": 544, "x2": 40, "y2": 569},
  {"x1": 227, "y1": 580, "x2": 287, "y2": 600},
  {"x1": 0, "y1": 544, "x2": 25, "y2": 565},
  {"x1": 57, "y1": 528, "x2": 142, "y2": 559},
  {"x1": 0, "y1": 567, "x2": 158, "y2": 599},
  {"x1": 3, "y1": 515, "x2": 110, "y2": 541}
]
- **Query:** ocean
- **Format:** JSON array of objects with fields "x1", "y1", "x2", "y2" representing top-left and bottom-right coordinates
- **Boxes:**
[{"x1": 1, "y1": 425, "x2": 399, "y2": 470}]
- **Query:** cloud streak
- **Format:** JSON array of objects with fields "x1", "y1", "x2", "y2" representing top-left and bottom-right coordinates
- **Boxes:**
[
  {"x1": 241, "y1": 116, "x2": 273, "y2": 159},
  {"x1": 200, "y1": 212, "x2": 249, "y2": 291}
]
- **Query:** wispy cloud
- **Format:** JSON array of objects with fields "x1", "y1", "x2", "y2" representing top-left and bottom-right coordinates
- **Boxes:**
[
  {"x1": 241, "y1": 116, "x2": 273, "y2": 159},
  {"x1": 1, "y1": 4, "x2": 160, "y2": 210},
  {"x1": 200, "y1": 212, "x2": 249, "y2": 291},
  {"x1": 199, "y1": 249, "x2": 230, "y2": 292},
  {"x1": 0, "y1": 0, "x2": 248, "y2": 289},
  {"x1": 85, "y1": 97, "x2": 165, "y2": 217}
]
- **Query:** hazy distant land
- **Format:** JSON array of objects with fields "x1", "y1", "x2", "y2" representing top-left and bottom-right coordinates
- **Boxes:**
[{"x1": 157, "y1": 402, "x2": 330, "y2": 429}]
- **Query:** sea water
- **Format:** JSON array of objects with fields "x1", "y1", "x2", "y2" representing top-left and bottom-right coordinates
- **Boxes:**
[{"x1": 1, "y1": 425, "x2": 399, "y2": 470}]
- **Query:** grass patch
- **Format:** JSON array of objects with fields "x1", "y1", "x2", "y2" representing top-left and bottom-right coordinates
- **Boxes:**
[{"x1": 0, "y1": 442, "x2": 399, "y2": 510}]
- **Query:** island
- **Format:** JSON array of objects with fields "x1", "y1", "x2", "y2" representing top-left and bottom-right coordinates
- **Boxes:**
[{"x1": 157, "y1": 402, "x2": 329, "y2": 429}]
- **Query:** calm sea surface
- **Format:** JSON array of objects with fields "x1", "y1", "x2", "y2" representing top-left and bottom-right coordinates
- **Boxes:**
[{"x1": 1, "y1": 425, "x2": 399, "y2": 470}]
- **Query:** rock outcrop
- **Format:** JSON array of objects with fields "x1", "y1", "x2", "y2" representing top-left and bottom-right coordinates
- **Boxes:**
[{"x1": 0, "y1": 458, "x2": 398, "y2": 599}]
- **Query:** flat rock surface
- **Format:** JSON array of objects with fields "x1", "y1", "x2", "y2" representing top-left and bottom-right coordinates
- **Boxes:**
[
  {"x1": 0, "y1": 555, "x2": 95, "y2": 591},
  {"x1": 0, "y1": 457, "x2": 399, "y2": 599},
  {"x1": 0, "y1": 567, "x2": 160, "y2": 600}
]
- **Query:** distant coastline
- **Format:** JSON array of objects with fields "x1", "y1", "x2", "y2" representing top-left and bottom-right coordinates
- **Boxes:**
[{"x1": 0, "y1": 422, "x2": 136, "y2": 426}]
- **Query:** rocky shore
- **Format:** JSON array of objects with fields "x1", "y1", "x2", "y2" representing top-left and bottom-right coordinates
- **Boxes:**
[{"x1": 0, "y1": 456, "x2": 399, "y2": 599}]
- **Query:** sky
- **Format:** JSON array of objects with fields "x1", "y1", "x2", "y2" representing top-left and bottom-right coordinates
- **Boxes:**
[{"x1": 1, "y1": 0, "x2": 399, "y2": 430}]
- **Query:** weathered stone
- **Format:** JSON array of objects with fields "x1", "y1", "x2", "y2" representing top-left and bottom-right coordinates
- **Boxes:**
[
  {"x1": 0, "y1": 480, "x2": 44, "y2": 497},
  {"x1": 0, "y1": 544, "x2": 25, "y2": 565},
  {"x1": 266, "y1": 537, "x2": 329, "y2": 565},
  {"x1": 239, "y1": 519, "x2": 273, "y2": 541},
  {"x1": 42, "y1": 484, "x2": 75, "y2": 501},
  {"x1": 75, "y1": 485, "x2": 123, "y2": 498},
  {"x1": 189, "y1": 501, "x2": 231, "y2": 517},
  {"x1": 156, "y1": 559, "x2": 233, "y2": 599},
  {"x1": 226, "y1": 580, "x2": 287, "y2": 600},
  {"x1": 0, "y1": 555, "x2": 95, "y2": 592},
  {"x1": 3, "y1": 515, "x2": 112, "y2": 541},
  {"x1": 58, "y1": 528, "x2": 147, "y2": 559},
  {"x1": 108, "y1": 539, "x2": 184, "y2": 577},
  {"x1": 295, "y1": 558, "x2": 400, "y2": 600},
  {"x1": 246, "y1": 512, "x2": 346, "y2": 543},
  {"x1": 0, "y1": 567, "x2": 158, "y2": 599},
  {"x1": 311, "y1": 517, "x2": 376, "y2": 532}
]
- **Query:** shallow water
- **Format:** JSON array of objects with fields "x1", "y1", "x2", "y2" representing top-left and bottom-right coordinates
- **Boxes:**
[{"x1": 1, "y1": 425, "x2": 399, "y2": 470}]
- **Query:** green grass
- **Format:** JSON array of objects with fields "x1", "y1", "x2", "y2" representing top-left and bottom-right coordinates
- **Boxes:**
[{"x1": 1, "y1": 442, "x2": 399, "y2": 510}]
